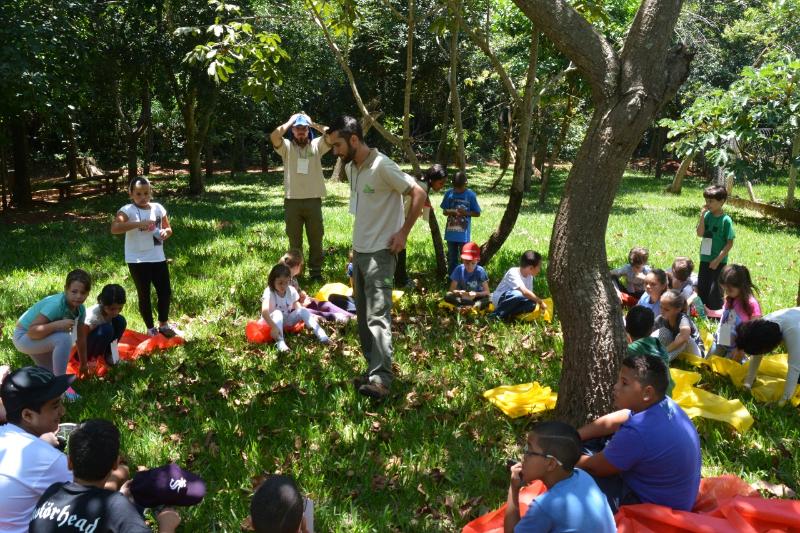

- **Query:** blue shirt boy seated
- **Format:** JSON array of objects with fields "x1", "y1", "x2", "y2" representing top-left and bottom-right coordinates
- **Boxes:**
[
  {"x1": 576, "y1": 353, "x2": 701, "y2": 512},
  {"x1": 504, "y1": 421, "x2": 616, "y2": 533},
  {"x1": 444, "y1": 242, "x2": 490, "y2": 309}
]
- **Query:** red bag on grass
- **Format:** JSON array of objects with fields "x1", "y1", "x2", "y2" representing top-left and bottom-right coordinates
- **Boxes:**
[
  {"x1": 462, "y1": 476, "x2": 800, "y2": 533},
  {"x1": 245, "y1": 319, "x2": 303, "y2": 344},
  {"x1": 67, "y1": 329, "x2": 184, "y2": 379}
]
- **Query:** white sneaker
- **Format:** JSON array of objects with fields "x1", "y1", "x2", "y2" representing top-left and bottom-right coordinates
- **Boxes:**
[
  {"x1": 146, "y1": 327, "x2": 159, "y2": 337},
  {"x1": 276, "y1": 340, "x2": 290, "y2": 352}
]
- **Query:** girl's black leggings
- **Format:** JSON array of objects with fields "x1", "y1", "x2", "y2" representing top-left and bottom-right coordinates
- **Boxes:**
[{"x1": 127, "y1": 261, "x2": 171, "y2": 329}]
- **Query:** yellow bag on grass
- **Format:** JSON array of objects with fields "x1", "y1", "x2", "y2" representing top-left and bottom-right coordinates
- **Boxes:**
[
  {"x1": 515, "y1": 298, "x2": 554, "y2": 323},
  {"x1": 670, "y1": 368, "x2": 754, "y2": 433},
  {"x1": 482, "y1": 382, "x2": 557, "y2": 418},
  {"x1": 314, "y1": 282, "x2": 403, "y2": 303}
]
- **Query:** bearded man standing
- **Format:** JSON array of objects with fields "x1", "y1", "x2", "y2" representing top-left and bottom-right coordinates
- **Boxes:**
[{"x1": 270, "y1": 112, "x2": 331, "y2": 280}]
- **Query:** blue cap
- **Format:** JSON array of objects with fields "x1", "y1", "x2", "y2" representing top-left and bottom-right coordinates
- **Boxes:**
[{"x1": 293, "y1": 115, "x2": 312, "y2": 127}]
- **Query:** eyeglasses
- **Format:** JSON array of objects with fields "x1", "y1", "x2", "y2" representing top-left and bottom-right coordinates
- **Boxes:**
[{"x1": 522, "y1": 447, "x2": 563, "y2": 466}]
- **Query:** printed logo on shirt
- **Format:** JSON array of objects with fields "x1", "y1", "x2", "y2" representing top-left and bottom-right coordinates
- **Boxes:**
[
  {"x1": 31, "y1": 502, "x2": 101, "y2": 532},
  {"x1": 362, "y1": 184, "x2": 375, "y2": 194}
]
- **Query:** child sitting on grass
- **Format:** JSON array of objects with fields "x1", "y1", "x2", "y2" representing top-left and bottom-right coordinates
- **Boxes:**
[
  {"x1": 577, "y1": 354, "x2": 701, "y2": 513},
  {"x1": 261, "y1": 264, "x2": 330, "y2": 352},
  {"x1": 29, "y1": 419, "x2": 180, "y2": 533},
  {"x1": 611, "y1": 247, "x2": 651, "y2": 307},
  {"x1": 82, "y1": 284, "x2": 127, "y2": 366},
  {"x1": 281, "y1": 250, "x2": 353, "y2": 323},
  {"x1": 490, "y1": 251, "x2": 547, "y2": 320},
  {"x1": 654, "y1": 289, "x2": 705, "y2": 360},
  {"x1": 504, "y1": 421, "x2": 616, "y2": 533},
  {"x1": 444, "y1": 242, "x2": 490, "y2": 310},
  {"x1": 636, "y1": 268, "x2": 668, "y2": 318},
  {"x1": 249, "y1": 474, "x2": 313, "y2": 533},
  {"x1": 710, "y1": 264, "x2": 761, "y2": 361},
  {"x1": 625, "y1": 306, "x2": 674, "y2": 395}
]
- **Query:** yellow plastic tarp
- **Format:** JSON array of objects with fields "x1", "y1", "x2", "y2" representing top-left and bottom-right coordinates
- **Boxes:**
[
  {"x1": 483, "y1": 368, "x2": 753, "y2": 432},
  {"x1": 678, "y1": 352, "x2": 800, "y2": 406},
  {"x1": 482, "y1": 382, "x2": 558, "y2": 418},
  {"x1": 516, "y1": 298, "x2": 554, "y2": 323},
  {"x1": 314, "y1": 282, "x2": 403, "y2": 303},
  {"x1": 438, "y1": 300, "x2": 495, "y2": 315},
  {"x1": 670, "y1": 368, "x2": 754, "y2": 433}
]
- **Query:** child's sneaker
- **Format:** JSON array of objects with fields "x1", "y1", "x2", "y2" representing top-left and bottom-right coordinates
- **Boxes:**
[
  {"x1": 276, "y1": 340, "x2": 290, "y2": 352},
  {"x1": 64, "y1": 387, "x2": 81, "y2": 402},
  {"x1": 146, "y1": 327, "x2": 159, "y2": 337},
  {"x1": 158, "y1": 323, "x2": 182, "y2": 338}
]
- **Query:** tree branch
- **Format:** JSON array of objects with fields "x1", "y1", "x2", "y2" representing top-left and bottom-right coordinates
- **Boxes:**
[
  {"x1": 379, "y1": 0, "x2": 406, "y2": 23},
  {"x1": 511, "y1": 0, "x2": 617, "y2": 101},
  {"x1": 455, "y1": 7, "x2": 518, "y2": 105},
  {"x1": 620, "y1": 0, "x2": 686, "y2": 94},
  {"x1": 307, "y1": 1, "x2": 402, "y2": 145}
]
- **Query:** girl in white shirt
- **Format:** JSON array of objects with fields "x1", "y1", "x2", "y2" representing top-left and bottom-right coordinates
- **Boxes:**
[{"x1": 261, "y1": 263, "x2": 329, "y2": 352}]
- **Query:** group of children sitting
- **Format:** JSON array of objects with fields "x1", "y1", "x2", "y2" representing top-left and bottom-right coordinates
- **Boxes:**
[
  {"x1": 444, "y1": 247, "x2": 548, "y2": 319},
  {"x1": 0, "y1": 365, "x2": 308, "y2": 532}
]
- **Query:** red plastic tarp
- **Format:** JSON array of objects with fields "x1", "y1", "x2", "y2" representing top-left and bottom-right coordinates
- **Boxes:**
[
  {"x1": 462, "y1": 476, "x2": 800, "y2": 533},
  {"x1": 244, "y1": 319, "x2": 303, "y2": 344},
  {"x1": 67, "y1": 329, "x2": 184, "y2": 379}
]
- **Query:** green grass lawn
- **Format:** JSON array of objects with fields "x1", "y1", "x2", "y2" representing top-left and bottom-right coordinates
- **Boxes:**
[{"x1": 1, "y1": 167, "x2": 798, "y2": 531}]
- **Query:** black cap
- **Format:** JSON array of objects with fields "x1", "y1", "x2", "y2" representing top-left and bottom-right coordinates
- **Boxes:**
[{"x1": 0, "y1": 367, "x2": 74, "y2": 415}]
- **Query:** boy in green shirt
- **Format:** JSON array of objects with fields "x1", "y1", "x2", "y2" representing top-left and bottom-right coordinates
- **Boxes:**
[
  {"x1": 696, "y1": 185, "x2": 735, "y2": 311},
  {"x1": 626, "y1": 306, "x2": 674, "y2": 395}
]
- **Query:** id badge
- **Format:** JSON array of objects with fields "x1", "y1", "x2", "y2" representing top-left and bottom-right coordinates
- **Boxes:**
[
  {"x1": 718, "y1": 323, "x2": 733, "y2": 346},
  {"x1": 109, "y1": 340, "x2": 120, "y2": 364},
  {"x1": 700, "y1": 237, "x2": 712, "y2": 256},
  {"x1": 70, "y1": 321, "x2": 78, "y2": 347},
  {"x1": 297, "y1": 158, "x2": 310, "y2": 174},
  {"x1": 349, "y1": 189, "x2": 357, "y2": 216}
]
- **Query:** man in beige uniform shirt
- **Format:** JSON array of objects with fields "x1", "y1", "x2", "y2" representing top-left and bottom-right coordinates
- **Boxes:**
[
  {"x1": 270, "y1": 112, "x2": 331, "y2": 280},
  {"x1": 328, "y1": 115, "x2": 426, "y2": 399}
]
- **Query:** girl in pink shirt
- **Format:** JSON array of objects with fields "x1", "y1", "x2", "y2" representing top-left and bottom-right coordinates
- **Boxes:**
[{"x1": 711, "y1": 264, "x2": 761, "y2": 361}]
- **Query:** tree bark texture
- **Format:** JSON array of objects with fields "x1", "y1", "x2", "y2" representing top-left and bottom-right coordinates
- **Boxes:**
[
  {"x1": 10, "y1": 116, "x2": 31, "y2": 206},
  {"x1": 513, "y1": 0, "x2": 693, "y2": 425}
]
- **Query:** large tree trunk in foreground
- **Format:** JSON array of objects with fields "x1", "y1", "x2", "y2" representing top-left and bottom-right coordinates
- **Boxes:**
[
  {"x1": 513, "y1": 0, "x2": 693, "y2": 424},
  {"x1": 10, "y1": 116, "x2": 31, "y2": 206}
]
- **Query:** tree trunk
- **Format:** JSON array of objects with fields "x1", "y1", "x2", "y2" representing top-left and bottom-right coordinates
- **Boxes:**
[
  {"x1": 205, "y1": 138, "x2": 214, "y2": 180},
  {"x1": 184, "y1": 95, "x2": 203, "y2": 194},
  {"x1": 449, "y1": 1, "x2": 466, "y2": 172},
  {"x1": 65, "y1": 118, "x2": 79, "y2": 181},
  {"x1": 435, "y1": 90, "x2": 452, "y2": 166},
  {"x1": 480, "y1": 31, "x2": 539, "y2": 265},
  {"x1": 10, "y1": 116, "x2": 31, "y2": 206},
  {"x1": 512, "y1": 0, "x2": 693, "y2": 425},
  {"x1": 650, "y1": 126, "x2": 667, "y2": 180},
  {"x1": 666, "y1": 153, "x2": 695, "y2": 194},
  {"x1": 786, "y1": 131, "x2": 799, "y2": 209},
  {"x1": 260, "y1": 139, "x2": 269, "y2": 175},
  {"x1": 540, "y1": 92, "x2": 574, "y2": 204},
  {"x1": 143, "y1": 125, "x2": 153, "y2": 176},
  {"x1": 1, "y1": 140, "x2": 8, "y2": 211}
]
